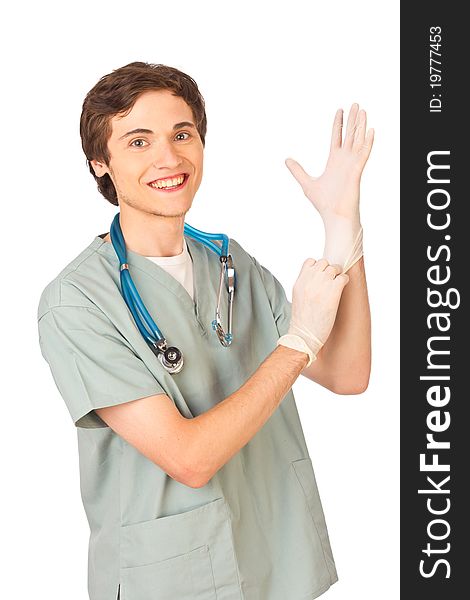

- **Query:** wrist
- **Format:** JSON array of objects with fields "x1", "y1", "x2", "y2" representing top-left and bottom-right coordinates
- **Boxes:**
[
  {"x1": 277, "y1": 334, "x2": 316, "y2": 367},
  {"x1": 322, "y1": 207, "x2": 361, "y2": 229},
  {"x1": 322, "y1": 215, "x2": 363, "y2": 273},
  {"x1": 275, "y1": 342, "x2": 310, "y2": 368}
]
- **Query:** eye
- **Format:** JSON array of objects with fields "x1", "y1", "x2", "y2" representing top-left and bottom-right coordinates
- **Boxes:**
[
  {"x1": 130, "y1": 138, "x2": 148, "y2": 148},
  {"x1": 175, "y1": 131, "x2": 191, "y2": 141}
]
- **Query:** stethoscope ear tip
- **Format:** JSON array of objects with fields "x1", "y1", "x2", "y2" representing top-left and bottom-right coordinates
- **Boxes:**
[{"x1": 211, "y1": 320, "x2": 233, "y2": 346}]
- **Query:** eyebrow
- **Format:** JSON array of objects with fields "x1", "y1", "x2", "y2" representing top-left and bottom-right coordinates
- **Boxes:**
[{"x1": 118, "y1": 122, "x2": 196, "y2": 141}]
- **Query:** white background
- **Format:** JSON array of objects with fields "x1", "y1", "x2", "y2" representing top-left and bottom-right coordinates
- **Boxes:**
[{"x1": 2, "y1": 1, "x2": 399, "y2": 598}]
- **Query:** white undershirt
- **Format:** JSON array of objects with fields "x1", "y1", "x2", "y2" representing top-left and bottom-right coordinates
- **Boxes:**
[{"x1": 144, "y1": 237, "x2": 195, "y2": 300}]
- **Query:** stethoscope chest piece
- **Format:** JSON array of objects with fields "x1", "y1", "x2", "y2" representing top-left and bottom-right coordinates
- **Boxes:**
[{"x1": 151, "y1": 342, "x2": 184, "y2": 374}]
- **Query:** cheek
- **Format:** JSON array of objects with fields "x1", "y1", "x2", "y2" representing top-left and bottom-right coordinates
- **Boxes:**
[
  {"x1": 114, "y1": 160, "x2": 141, "y2": 184},
  {"x1": 193, "y1": 153, "x2": 204, "y2": 183},
  {"x1": 192, "y1": 169, "x2": 203, "y2": 189}
]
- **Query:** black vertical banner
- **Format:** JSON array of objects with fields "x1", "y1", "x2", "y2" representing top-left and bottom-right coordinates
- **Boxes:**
[{"x1": 401, "y1": 4, "x2": 468, "y2": 599}]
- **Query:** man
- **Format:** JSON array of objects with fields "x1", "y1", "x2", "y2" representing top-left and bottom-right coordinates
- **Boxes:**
[{"x1": 37, "y1": 61, "x2": 373, "y2": 600}]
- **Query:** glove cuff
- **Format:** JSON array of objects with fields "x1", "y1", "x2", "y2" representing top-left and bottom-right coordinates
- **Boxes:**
[
  {"x1": 322, "y1": 217, "x2": 364, "y2": 273},
  {"x1": 277, "y1": 334, "x2": 317, "y2": 367},
  {"x1": 342, "y1": 225, "x2": 364, "y2": 273}
]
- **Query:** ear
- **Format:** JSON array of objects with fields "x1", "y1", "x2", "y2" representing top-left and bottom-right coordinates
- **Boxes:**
[{"x1": 90, "y1": 158, "x2": 110, "y2": 178}]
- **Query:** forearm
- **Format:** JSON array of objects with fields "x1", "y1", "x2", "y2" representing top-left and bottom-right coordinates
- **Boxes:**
[
  {"x1": 317, "y1": 256, "x2": 371, "y2": 391},
  {"x1": 185, "y1": 345, "x2": 308, "y2": 487}
]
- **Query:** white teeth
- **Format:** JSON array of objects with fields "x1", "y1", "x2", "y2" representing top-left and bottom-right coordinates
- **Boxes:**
[{"x1": 149, "y1": 175, "x2": 185, "y2": 189}]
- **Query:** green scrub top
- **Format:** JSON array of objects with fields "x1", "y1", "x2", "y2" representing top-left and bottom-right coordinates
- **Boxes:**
[{"x1": 37, "y1": 232, "x2": 338, "y2": 600}]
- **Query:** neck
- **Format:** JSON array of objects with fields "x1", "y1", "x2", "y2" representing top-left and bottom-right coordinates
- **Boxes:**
[{"x1": 106, "y1": 205, "x2": 186, "y2": 257}]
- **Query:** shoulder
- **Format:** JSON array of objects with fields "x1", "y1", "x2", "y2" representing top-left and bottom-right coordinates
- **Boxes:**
[
  {"x1": 228, "y1": 236, "x2": 288, "y2": 311},
  {"x1": 37, "y1": 237, "x2": 112, "y2": 321},
  {"x1": 229, "y1": 236, "x2": 281, "y2": 285},
  {"x1": 227, "y1": 237, "x2": 259, "y2": 270}
]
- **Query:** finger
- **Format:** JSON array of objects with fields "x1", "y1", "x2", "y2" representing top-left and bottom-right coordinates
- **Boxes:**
[
  {"x1": 344, "y1": 103, "x2": 360, "y2": 149},
  {"x1": 285, "y1": 157, "x2": 312, "y2": 191},
  {"x1": 359, "y1": 128, "x2": 375, "y2": 162},
  {"x1": 313, "y1": 258, "x2": 330, "y2": 271},
  {"x1": 334, "y1": 272, "x2": 350, "y2": 286},
  {"x1": 325, "y1": 264, "x2": 343, "y2": 277},
  {"x1": 352, "y1": 109, "x2": 367, "y2": 152},
  {"x1": 302, "y1": 257, "x2": 317, "y2": 269},
  {"x1": 330, "y1": 108, "x2": 343, "y2": 152}
]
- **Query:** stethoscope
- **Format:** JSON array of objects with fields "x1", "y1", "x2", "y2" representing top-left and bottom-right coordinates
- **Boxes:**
[{"x1": 110, "y1": 213, "x2": 235, "y2": 374}]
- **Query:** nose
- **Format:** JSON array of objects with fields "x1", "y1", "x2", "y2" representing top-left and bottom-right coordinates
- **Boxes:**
[{"x1": 151, "y1": 139, "x2": 183, "y2": 170}]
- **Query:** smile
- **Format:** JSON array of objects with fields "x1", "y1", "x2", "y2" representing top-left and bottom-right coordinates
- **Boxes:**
[{"x1": 147, "y1": 173, "x2": 189, "y2": 192}]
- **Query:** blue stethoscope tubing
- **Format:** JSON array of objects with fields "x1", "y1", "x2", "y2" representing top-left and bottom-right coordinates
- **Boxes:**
[{"x1": 110, "y1": 212, "x2": 235, "y2": 374}]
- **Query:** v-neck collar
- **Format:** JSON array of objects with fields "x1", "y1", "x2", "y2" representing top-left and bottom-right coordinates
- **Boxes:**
[{"x1": 92, "y1": 233, "x2": 212, "y2": 321}]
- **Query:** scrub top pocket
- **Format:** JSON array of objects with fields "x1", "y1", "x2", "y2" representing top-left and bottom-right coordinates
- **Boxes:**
[
  {"x1": 119, "y1": 497, "x2": 243, "y2": 600},
  {"x1": 120, "y1": 544, "x2": 215, "y2": 600}
]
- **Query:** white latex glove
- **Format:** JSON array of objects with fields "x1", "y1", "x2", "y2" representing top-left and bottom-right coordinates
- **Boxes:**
[
  {"x1": 285, "y1": 104, "x2": 374, "y2": 273},
  {"x1": 322, "y1": 214, "x2": 364, "y2": 274},
  {"x1": 277, "y1": 258, "x2": 350, "y2": 366}
]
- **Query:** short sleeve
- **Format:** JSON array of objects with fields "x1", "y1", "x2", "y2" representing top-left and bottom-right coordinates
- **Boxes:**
[
  {"x1": 37, "y1": 306, "x2": 166, "y2": 429},
  {"x1": 249, "y1": 255, "x2": 292, "y2": 337}
]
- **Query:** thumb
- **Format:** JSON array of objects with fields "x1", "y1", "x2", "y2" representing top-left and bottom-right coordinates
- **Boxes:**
[{"x1": 285, "y1": 157, "x2": 314, "y2": 190}]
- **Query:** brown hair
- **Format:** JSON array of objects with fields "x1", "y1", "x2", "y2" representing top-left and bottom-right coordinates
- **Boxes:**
[{"x1": 80, "y1": 61, "x2": 207, "y2": 206}]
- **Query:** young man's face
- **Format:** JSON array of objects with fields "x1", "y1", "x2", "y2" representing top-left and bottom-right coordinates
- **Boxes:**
[{"x1": 92, "y1": 89, "x2": 204, "y2": 218}]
